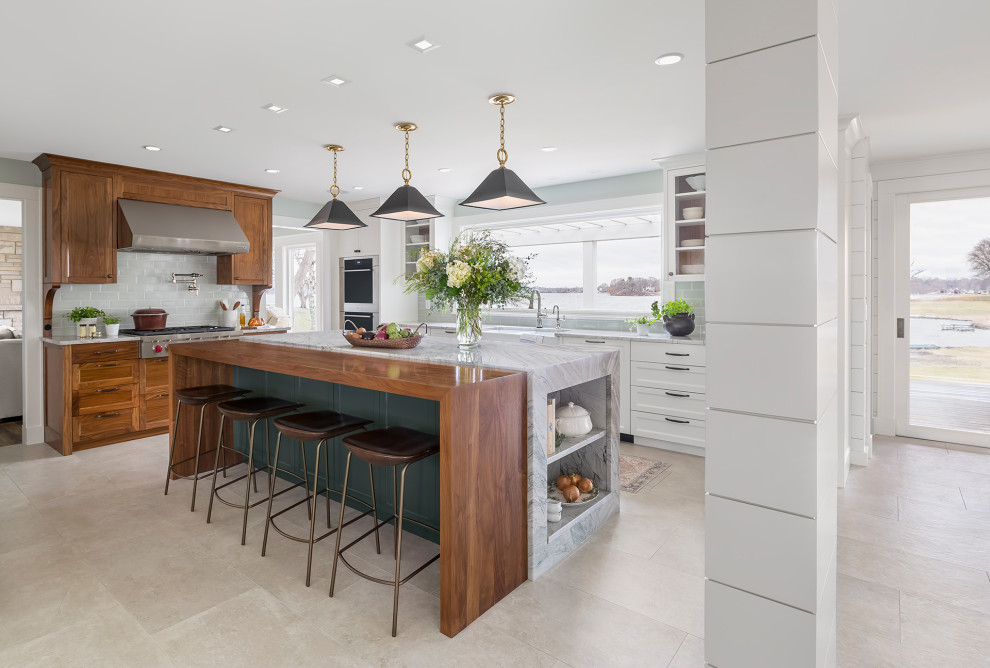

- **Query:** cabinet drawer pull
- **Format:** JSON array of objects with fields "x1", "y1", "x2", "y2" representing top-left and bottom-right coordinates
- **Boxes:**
[
  {"x1": 154, "y1": 393, "x2": 169, "y2": 399},
  {"x1": 95, "y1": 387, "x2": 120, "y2": 393},
  {"x1": 664, "y1": 352, "x2": 689, "y2": 357},
  {"x1": 95, "y1": 362, "x2": 120, "y2": 368},
  {"x1": 584, "y1": 339, "x2": 607, "y2": 344},
  {"x1": 665, "y1": 365, "x2": 691, "y2": 371},
  {"x1": 94, "y1": 349, "x2": 120, "y2": 355},
  {"x1": 664, "y1": 417, "x2": 689, "y2": 424},
  {"x1": 664, "y1": 391, "x2": 691, "y2": 398},
  {"x1": 95, "y1": 411, "x2": 122, "y2": 419}
]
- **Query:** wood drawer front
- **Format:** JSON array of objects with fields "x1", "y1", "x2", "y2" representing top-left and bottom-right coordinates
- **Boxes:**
[
  {"x1": 631, "y1": 341, "x2": 706, "y2": 366},
  {"x1": 631, "y1": 411, "x2": 706, "y2": 448},
  {"x1": 630, "y1": 386, "x2": 706, "y2": 421},
  {"x1": 141, "y1": 391, "x2": 171, "y2": 430},
  {"x1": 74, "y1": 384, "x2": 137, "y2": 416},
  {"x1": 117, "y1": 176, "x2": 231, "y2": 210},
  {"x1": 140, "y1": 357, "x2": 170, "y2": 393},
  {"x1": 73, "y1": 360, "x2": 138, "y2": 390},
  {"x1": 73, "y1": 408, "x2": 138, "y2": 443},
  {"x1": 71, "y1": 341, "x2": 139, "y2": 364},
  {"x1": 630, "y1": 360, "x2": 706, "y2": 393}
]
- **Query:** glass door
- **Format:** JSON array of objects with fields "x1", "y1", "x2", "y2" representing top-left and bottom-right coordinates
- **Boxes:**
[{"x1": 897, "y1": 190, "x2": 990, "y2": 447}]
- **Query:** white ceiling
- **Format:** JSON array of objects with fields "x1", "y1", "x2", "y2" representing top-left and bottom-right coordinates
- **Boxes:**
[{"x1": 2, "y1": 1, "x2": 988, "y2": 207}]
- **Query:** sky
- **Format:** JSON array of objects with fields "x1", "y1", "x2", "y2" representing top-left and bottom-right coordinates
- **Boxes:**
[
  {"x1": 0, "y1": 199, "x2": 21, "y2": 227},
  {"x1": 512, "y1": 236, "x2": 662, "y2": 288},
  {"x1": 911, "y1": 197, "x2": 990, "y2": 279}
]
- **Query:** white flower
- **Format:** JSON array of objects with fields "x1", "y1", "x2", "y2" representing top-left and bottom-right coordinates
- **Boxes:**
[
  {"x1": 509, "y1": 257, "x2": 526, "y2": 281},
  {"x1": 416, "y1": 250, "x2": 438, "y2": 273},
  {"x1": 446, "y1": 260, "x2": 472, "y2": 288}
]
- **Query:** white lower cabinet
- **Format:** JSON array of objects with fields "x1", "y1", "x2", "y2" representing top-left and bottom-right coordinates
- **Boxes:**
[
  {"x1": 631, "y1": 411, "x2": 706, "y2": 449},
  {"x1": 559, "y1": 337, "x2": 630, "y2": 433},
  {"x1": 629, "y1": 342, "x2": 707, "y2": 454}
]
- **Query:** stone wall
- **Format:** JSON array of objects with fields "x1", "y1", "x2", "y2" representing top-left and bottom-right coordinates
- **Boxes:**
[{"x1": 0, "y1": 225, "x2": 21, "y2": 328}]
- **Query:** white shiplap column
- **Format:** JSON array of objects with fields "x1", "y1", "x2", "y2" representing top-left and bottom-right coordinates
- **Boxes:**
[{"x1": 703, "y1": 1, "x2": 839, "y2": 666}]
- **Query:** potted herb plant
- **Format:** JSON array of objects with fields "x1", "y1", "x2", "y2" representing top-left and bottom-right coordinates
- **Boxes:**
[
  {"x1": 102, "y1": 313, "x2": 121, "y2": 337},
  {"x1": 67, "y1": 306, "x2": 106, "y2": 327},
  {"x1": 625, "y1": 314, "x2": 654, "y2": 336},
  {"x1": 655, "y1": 298, "x2": 695, "y2": 336}
]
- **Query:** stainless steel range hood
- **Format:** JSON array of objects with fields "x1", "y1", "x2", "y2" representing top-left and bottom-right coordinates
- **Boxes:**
[{"x1": 117, "y1": 199, "x2": 250, "y2": 255}]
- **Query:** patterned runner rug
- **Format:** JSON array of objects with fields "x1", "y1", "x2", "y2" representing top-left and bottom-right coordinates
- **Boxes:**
[{"x1": 620, "y1": 454, "x2": 672, "y2": 493}]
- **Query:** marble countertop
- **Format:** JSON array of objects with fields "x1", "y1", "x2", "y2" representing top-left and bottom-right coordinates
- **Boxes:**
[
  {"x1": 425, "y1": 322, "x2": 704, "y2": 345},
  {"x1": 252, "y1": 330, "x2": 618, "y2": 373},
  {"x1": 42, "y1": 335, "x2": 142, "y2": 346}
]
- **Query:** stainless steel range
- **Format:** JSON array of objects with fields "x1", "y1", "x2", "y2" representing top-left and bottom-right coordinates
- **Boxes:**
[{"x1": 118, "y1": 325, "x2": 241, "y2": 358}]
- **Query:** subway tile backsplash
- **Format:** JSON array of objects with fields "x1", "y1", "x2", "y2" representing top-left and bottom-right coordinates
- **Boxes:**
[{"x1": 51, "y1": 251, "x2": 251, "y2": 336}]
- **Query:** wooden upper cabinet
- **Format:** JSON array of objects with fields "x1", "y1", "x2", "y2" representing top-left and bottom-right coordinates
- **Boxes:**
[
  {"x1": 60, "y1": 170, "x2": 116, "y2": 283},
  {"x1": 217, "y1": 195, "x2": 271, "y2": 285},
  {"x1": 115, "y1": 174, "x2": 231, "y2": 210}
]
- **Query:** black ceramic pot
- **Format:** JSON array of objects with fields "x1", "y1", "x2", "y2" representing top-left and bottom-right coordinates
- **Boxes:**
[{"x1": 662, "y1": 312, "x2": 696, "y2": 337}]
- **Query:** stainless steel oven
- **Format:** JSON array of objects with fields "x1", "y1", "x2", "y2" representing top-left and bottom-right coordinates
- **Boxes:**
[
  {"x1": 340, "y1": 256, "x2": 379, "y2": 311},
  {"x1": 341, "y1": 311, "x2": 377, "y2": 331}
]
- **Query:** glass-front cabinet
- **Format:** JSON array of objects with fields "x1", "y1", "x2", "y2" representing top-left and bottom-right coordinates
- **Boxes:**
[{"x1": 664, "y1": 163, "x2": 706, "y2": 282}]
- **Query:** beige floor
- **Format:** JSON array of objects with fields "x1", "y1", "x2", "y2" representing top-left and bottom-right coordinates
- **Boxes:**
[{"x1": 2, "y1": 433, "x2": 987, "y2": 666}]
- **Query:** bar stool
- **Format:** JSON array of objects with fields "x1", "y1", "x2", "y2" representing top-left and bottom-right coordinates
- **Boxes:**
[
  {"x1": 330, "y1": 426, "x2": 440, "y2": 637},
  {"x1": 164, "y1": 384, "x2": 250, "y2": 512},
  {"x1": 262, "y1": 410, "x2": 379, "y2": 587},
  {"x1": 206, "y1": 396, "x2": 304, "y2": 545}
]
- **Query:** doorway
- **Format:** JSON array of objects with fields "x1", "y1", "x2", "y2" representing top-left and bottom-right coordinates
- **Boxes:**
[{"x1": 896, "y1": 189, "x2": 990, "y2": 448}]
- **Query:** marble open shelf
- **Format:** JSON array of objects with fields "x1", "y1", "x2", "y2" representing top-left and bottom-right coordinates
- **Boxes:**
[
  {"x1": 548, "y1": 490, "x2": 613, "y2": 540},
  {"x1": 547, "y1": 428, "x2": 606, "y2": 465}
]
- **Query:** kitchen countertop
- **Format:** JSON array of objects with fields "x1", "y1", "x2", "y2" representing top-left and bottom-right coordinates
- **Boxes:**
[
  {"x1": 41, "y1": 335, "x2": 142, "y2": 346},
  {"x1": 425, "y1": 322, "x2": 704, "y2": 345}
]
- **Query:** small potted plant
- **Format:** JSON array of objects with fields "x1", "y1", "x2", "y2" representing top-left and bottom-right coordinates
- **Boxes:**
[
  {"x1": 102, "y1": 313, "x2": 121, "y2": 337},
  {"x1": 655, "y1": 298, "x2": 695, "y2": 336},
  {"x1": 67, "y1": 306, "x2": 106, "y2": 327},
  {"x1": 625, "y1": 314, "x2": 654, "y2": 336}
]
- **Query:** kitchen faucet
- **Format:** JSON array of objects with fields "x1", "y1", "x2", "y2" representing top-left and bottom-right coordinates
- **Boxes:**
[
  {"x1": 171, "y1": 272, "x2": 203, "y2": 294},
  {"x1": 552, "y1": 305, "x2": 565, "y2": 330},
  {"x1": 530, "y1": 289, "x2": 548, "y2": 328}
]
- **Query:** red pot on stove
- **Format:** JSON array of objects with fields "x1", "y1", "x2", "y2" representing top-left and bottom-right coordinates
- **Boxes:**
[{"x1": 130, "y1": 308, "x2": 168, "y2": 330}]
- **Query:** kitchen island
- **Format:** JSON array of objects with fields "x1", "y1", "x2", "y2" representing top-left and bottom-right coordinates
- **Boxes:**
[{"x1": 168, "y1": 332, "x2": 619, "y2": 637}]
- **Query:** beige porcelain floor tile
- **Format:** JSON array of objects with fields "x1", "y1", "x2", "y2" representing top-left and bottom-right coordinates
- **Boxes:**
[
  {"x1": 667, "y1": 633, "x2": 704, "y2": 667},
  {"x1": 478, "y1": 577, "x2": 686, "y2": 667},
  {"x1": 338, "y1": 515, "x2": 442, "y2": 597},
  {"x1": 899, "y1": 591, "x2": 990, "y2": 665},
  {"x1": 0, "y1": 504, "x2": 65, "y2": 556},
  {"x1": 836, "y1": 485, "x2": 899, "y2": 520},
  {"x1": 836, "y1": 626, "x2": 944, "y2": 668},
  {"x1": 3, "y1": 454, "x2": 116, "y2": 505},
  {"x1": 307, "y1": 578, "x2": 557, "y2": 667},
  {"x1": 0, "y1": 542, "x2": 120, "y2": 649},
  {"x1": 962, "y1": 486, "x2": 990, "y2": 513},
  {"x1": 0, "y1": 472, "x2": 29, "y2": 511},
  {"x1": 836, "y1": 574, "x2": 900, "y2": 641},
  {"x1": 0, "y1": 601, "x2": 174, "y2": 668},
  {"x1": 587, "y1": 493, "x2": 687, "y2": 559},
  {"x1": 644, "y1": 466, "x2": 705, "y2": 500},
  {"x1": 0, "y1": 441, "x2": 62, "y2": 470},
  {"x1": 839, "y1": 507, "x2": 990, "y2": 570},
  {"x1": 649, "y1": 525, "x2": 705, "y2": 577},
  {"x1": 154, "y1": 587, "x2": 359, "y2": 667},
  {"x1": 77, "y1": 522, "x2": 257, "y2": 634},
  {"x1": 640, "y1": 488, "x2": 706, "y2": 525},
  {"x1": 844, "y1": 465, "x2": 966, "y2": 509},
  {"x1": 869, "y1": 439, "x2": 899, "y2": 462},
  {"x1": 544, "y1": 541, "x2": 705, "y2": 637},
  {"x1": 898, "y1": 495, "x2": 990, "y2": 532},
  {"x1": 837, "y1": 537, "x2": 990, "y2": 616}
]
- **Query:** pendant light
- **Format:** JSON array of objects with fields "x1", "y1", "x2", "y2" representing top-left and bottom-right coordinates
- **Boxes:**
[
  {"x1": 460, "y1": 94, "x2": 546, "y2": 211},
  {"x1": 371, "y1": 123, "x2": 444, "y2": 221},
  {"x1": 305, "y1": 145, "x2": 366, "y2": 230}
]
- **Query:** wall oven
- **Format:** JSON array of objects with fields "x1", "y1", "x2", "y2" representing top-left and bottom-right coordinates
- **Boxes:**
[
  {"x1": 341, "y1": 311, "x2": 377, "y2": 331},
  {"x1": 340, "y1": 256, "x2": 379, "y2": 329}
]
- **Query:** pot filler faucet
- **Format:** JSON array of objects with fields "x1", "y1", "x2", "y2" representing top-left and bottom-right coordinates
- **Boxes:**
[
  {"x1": 171, "y1": 272, "x2": 203, "y2": 294},
  {"x1": 529, "y1": 288, "x2": 549, "y2": 328}
]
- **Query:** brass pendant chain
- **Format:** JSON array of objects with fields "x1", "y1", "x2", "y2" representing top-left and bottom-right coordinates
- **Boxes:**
[
  {"x1": 329, "y1": 150, "x2": 340, "y2": 199},
  {"x1": 497, "y1": 102, "x2": 508, "y2": 167},
  {"x1": 402, "y1": 131, "x2": 412, "y2": 185}
]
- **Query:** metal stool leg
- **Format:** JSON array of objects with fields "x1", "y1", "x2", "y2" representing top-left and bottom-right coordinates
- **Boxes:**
[
  {"x1": 163, "y1": 400, "x2": 182, "y2": 495},
  {"x1": 301, "y1": 439, "x2": 312, "y2": 521},
  {"x1": 304, "y1": 438, "x2": 324, "y2": 587},
  {"x1": 392, "y1": 463, "x2": 409, "y2": 637},
  {"x1": 329, "y1": 451, "x2": 352, "y2": 598},
  {"x1": 323, "y1": 439, "x2": 332, "y2": 529},
  {"x1": 241, "y1": 419, "x2": 259, "y2": 545},
  {"x1": 261, "y1": 432, "x2": 283, "y2": 557},
  {"x1": 393, "y1": 466, "x2": 399, "y2": 560},
  {"x1": 189, "y1": 404, "x2": 208, "y2": 512},
  {"x1": 368, "y1": 462, "x2": 381, "y2": 555},
  {"x1": 206, "y1": 414, "x2": 226, "y2": 524}
]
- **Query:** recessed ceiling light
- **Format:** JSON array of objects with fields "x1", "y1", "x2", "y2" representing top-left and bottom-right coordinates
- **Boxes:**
[
  {"x1": 322, "y1": 75, "x2": 348, "y2": 87},
  {"x1": 438, "y1": 167, "x2": 452, "y2": 173},
  {"x1": 654, "y1": 53, "x2": 683, "y2": 66},
  {"x1": 265, "y1": 169, "x2": 280, "y2": 174},
  {"x1": 213, "y1": 125, "x2": 234, "y2": 133},
  {"x1": 408, "y1": 37, "x2": 440, "y2": 53},
  {"x1": 541, "y1": 147, "x2": 558, "y2": 152},
  {"x1": 353, "y1": 186, "x2": 364, "y2": 191},
  {"x1": 143, "y1": 145, "x2": 161, "y2": 151},
  {"x1": 262, "y1": 103, "x2": 289, "y2": 113}
]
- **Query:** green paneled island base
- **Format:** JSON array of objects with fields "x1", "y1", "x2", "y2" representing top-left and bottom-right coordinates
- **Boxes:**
[{"x1": 167, "y1": 332, "x2": 619, "y2": 637}]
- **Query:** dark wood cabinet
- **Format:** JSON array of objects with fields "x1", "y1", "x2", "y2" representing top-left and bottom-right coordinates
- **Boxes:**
[{"x1": 217, "y1": 195, "x2": 271, "y2": 285}]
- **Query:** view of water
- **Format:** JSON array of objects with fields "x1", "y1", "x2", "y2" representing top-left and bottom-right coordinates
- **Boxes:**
[
  {"x1": 910, "y1": 316, "x2": 990, "y2": 348},
  {"x1": 526, "y1": 292, "x2": 659, "y2": 313}
]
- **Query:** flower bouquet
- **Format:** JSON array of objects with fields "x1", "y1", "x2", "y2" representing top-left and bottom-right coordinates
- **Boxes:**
[{"x1": 404, "y1": 230, "x2": 533, "y2": 347}]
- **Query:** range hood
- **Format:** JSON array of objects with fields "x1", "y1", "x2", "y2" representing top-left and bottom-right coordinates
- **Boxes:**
[{"x1": 117, "y1": 199, "x2": 250, "y2": 255}]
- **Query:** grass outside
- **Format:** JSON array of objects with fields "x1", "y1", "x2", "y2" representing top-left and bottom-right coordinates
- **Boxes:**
[
  {"x1": 910, "y1": 295, "x2": 990, "y2": 382},
  {"x1": 911, "y1": 294, "x2": 990, "y2": 324}
]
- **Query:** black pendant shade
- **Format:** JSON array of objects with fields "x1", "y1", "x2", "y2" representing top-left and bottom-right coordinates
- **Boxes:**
[
  {"x1": 304, "y1": 198, "x2": 366, "y2": 230},
  {"x1": 459, "y1": 166, "x2": 547, "y2": 210},
  {"x1": 371, "y1": 184, "x2": 444, "y2": 221}
]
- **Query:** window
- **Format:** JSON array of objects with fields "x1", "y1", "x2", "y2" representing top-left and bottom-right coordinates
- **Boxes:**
[
  {"x1": 271, "y1": 231, "x2": 324, "y2": 331},
  {"x1": 485, "y1": 211, "x2": 661, "y2": 313}
]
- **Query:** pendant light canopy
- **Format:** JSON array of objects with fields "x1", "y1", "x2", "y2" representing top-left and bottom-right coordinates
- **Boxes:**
[
  {"x1": 305, "y1": 145, "x2": 366, "y2": 230},
  {"x1": 460, "y1": 94, "x2": 546, "y2": 211},
  {"x1": 371, "y1": 123, "x2": 444, "y2": 222}
]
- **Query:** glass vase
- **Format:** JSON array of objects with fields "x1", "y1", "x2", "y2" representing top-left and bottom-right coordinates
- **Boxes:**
[{"x1": 456, "y1": 305, "x2": 483, "y2": 348}]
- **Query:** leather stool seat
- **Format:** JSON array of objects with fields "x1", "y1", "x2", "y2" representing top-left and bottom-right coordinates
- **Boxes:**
[
  {"x1": 341, "y1": 427, "x2": 440, "y2": 468},
  {"x1": 174, "y1": 384, "x2": 249, "y2": 406},
  {"x1": 217, "y1": 396, "x2": 304, "y2": 421},
  {"x1": 273, "y1": 410, "x2": 372, "y2": 443}
]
